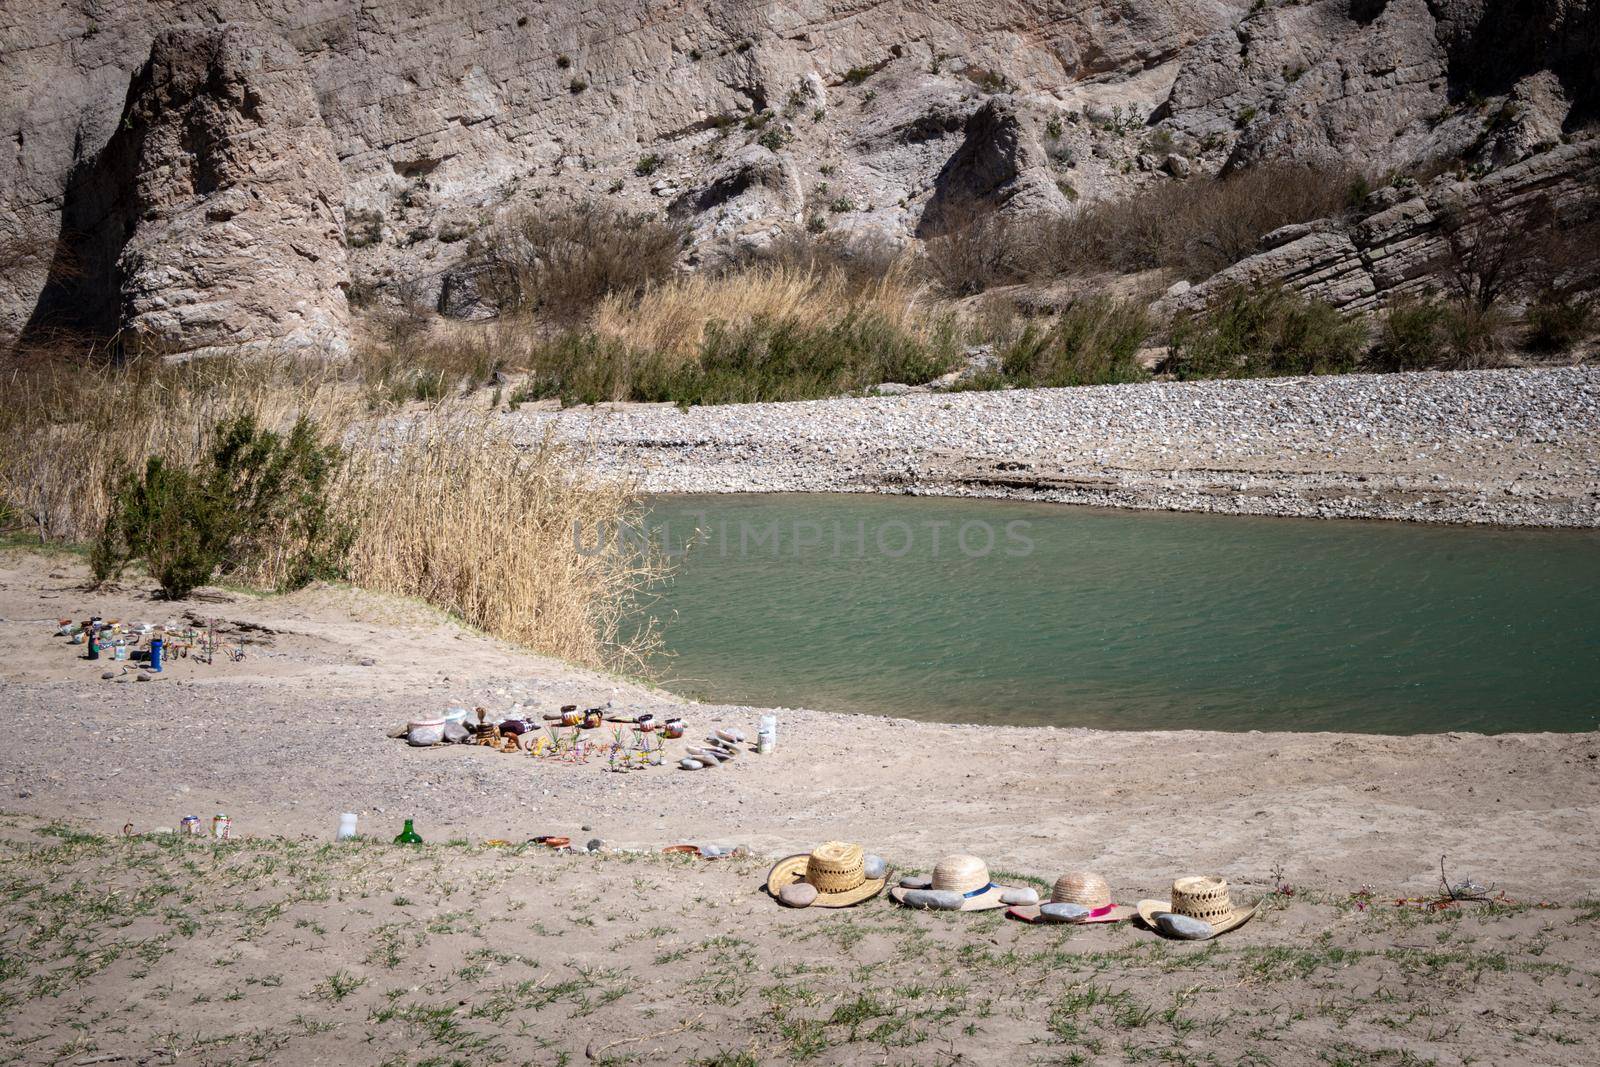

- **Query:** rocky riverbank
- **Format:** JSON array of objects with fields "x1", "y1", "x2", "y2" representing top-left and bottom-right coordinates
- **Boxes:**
[{"x1": 511, "y1": 365, "x2": 1600, "y2": 527}]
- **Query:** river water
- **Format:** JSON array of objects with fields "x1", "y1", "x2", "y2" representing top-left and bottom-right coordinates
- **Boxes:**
[{"x1": 627, "y1": 494, "x2": 1600, "y2": 733}]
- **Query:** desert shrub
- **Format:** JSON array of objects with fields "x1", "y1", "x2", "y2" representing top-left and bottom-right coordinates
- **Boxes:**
[
  {"x1": 1167, "y1": 287, "x2": 1368, "y2": 380},
  {"x1": 1524, "y1": 295, "x2": 1596, "y2": 352},
  {"x1": 1000, "y1": 299, "x2": 1152, "y2": 387},
  {"x1": 921, "y1": 206, "x2": 1021, "y2": 296},
  {"x1": 525, "y1": 310, "x2": 956, "y2": 407},
  {"x1": 1368, "y1": 294, "x2": 1514, "y2": 371},
  {"x1": 1027, "y1": 164, "x2": 1361, "y2": 282},
  {"x1": 1368, "y1": 295, "x2": 1450, "y2": 371},
  {"x1": 1437, "y1": 301, "x2": 1513, "y2": 369},
  {"x1": 476, "y1": 202, "x2": 684, "y2": 324},
  {"x1": 92, "y1": 413, "x2": 349, "y2": 598}
]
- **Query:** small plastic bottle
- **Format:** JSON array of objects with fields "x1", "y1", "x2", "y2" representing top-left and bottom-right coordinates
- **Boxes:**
[{"x1": 757, "y1": 714, "x2": 777, "y2": 754}]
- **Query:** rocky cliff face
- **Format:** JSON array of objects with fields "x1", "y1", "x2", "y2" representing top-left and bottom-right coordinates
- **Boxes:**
[
  {"x1": 1163, "y1": 140, "x2": 1600, "y2": 315},
  {"x1": 2, "y1": 0, "x2": 1596, "y2": 355}
]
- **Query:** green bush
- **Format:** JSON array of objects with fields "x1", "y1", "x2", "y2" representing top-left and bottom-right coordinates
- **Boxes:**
[
  {"x1": 1368, "y1": 295, "x2": 1449, "y2": 371},
  {"x1": 1167, "y1": 287, "x2": 1367, "y2": 380},
  {"x1": 1368, "y1": 294, "x2": 1514, "y2": 371},
  {"x1": 1525, "y1": 296, "x2": 1595, "y2": 352},
  {"x1": 93, "y1": 414, "x2": 349, "y2": 598},
  {"x1": 524, "y1": 313, "x2": 958, "y2": 407},
  {"x1": 999, "y1": 299, "x2": 1152, "y2": 387}
]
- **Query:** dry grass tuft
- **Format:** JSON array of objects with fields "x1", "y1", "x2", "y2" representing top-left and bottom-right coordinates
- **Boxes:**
[
  {"x1": 0, "y1": 348, "x2": 664, "y2": 672},
  {"x1": 342, "y1": 418, "x2": 662, "y2": 673},
  {"x1": 0, "y1": 350, "x2": 354, "y2": 546},
  {"x1": 590, "y1": 263, "x2": 929, "y2": 361}
]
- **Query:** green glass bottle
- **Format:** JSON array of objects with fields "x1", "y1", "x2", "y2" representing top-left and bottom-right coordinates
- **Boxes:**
[{"x1": 393, "y1": 819, "x2": 423, "y2": 845}]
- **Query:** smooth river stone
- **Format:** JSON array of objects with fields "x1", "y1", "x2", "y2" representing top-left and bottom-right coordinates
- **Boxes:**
[
  {"x1": 862, "y1": 855, "x2": 887, "y2": 880},
  {"x1": 779, "y1": 883, "x2": 819, "y2": 908},
  {"x1": 1001, "y1": 888, "x2": 1040, "y2": 906},
  {"x1": 899, "y1": 875, "x2": 932, "y2": 890},
  {"x1": 678, "y1": 759, "x2": 704, "y2": 770},
  {"x1": 1154, "y1": 913, "x2": 1214, "y2": 940},
  {"x1": 900, "y1": 889, "x2": 966, "y2": 910},
  {"x1": 1038, "y1": 902, "x2": 1090, "y2": 923}
]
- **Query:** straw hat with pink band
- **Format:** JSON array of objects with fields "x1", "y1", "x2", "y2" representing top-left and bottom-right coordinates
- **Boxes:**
[{"x1": 1006, "y1": 871, "x2": 1135, "y2": 925}]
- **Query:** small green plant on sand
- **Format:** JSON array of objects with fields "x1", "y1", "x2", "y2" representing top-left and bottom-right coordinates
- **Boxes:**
[{"x1": 92, "y1": 413, "x2": 349, "y2": 598}]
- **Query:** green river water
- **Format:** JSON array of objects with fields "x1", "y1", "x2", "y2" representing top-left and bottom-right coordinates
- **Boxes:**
[{"x1": 629, "y1": 494, "x2": 1600, "y2": 733}]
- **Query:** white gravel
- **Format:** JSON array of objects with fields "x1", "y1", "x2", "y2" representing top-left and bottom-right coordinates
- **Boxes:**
[{"x1": 507, "y1": 366, "x2": 1600, "y2": 526}]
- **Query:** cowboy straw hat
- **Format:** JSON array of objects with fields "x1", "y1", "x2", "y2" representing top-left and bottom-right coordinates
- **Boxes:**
[
  {"x1": 1006, "y1": 871, "x2": 1135, "y2": 925},
  {"x1": 888, "y1": 854, "x2": 1020, "y2": 911},
  {"x1": 766, "y1": 842, "x2": 888, "y2": 908},
  {"x1": 1135, "y1": 876, "x2": 1259, "y2": 939}
]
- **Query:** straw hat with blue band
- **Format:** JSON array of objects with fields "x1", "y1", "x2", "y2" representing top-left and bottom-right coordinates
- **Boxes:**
[{"x1": 888, "y1": 854, "x2": 1021, "y2": 911}]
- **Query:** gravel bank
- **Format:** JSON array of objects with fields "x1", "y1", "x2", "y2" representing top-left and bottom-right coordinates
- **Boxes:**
[{"x1": 510, "y1": 366, "x2": 1600, "y2": 526}]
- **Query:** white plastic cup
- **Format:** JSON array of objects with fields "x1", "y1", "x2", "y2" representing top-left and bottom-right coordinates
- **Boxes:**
[{"x1": 337, "y1": 812, "x2": 358, "y2": 841}]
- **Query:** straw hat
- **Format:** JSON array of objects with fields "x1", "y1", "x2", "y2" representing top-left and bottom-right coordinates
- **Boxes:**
[
  {"x1": 888, "y1": 854, "x2": 1017, "y2": 911},
  {"x1": 1006, "y1": 871, "x2": 1134, "y2": 925},
  {"x1": 766, "y1": 842, "x2": 888, "y2": 908},
  {"x1": 1136, "y1": 876, "x2": 1258, "y2": 939}
]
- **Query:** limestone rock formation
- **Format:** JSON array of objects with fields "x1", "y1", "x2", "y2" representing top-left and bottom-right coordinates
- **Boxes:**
[
  {"x1": 17, "y1": 24, "x2": 348, "y2": 356},
  {"x1": 1, "y1": 0, "x2": 1596, "y2": 353},
  {"x1": 1161, "y1": 140, "x2": 1600, "y2": 315},
  {"x1": 112, "y1": 27, "x2": 349, "y2": 356}
]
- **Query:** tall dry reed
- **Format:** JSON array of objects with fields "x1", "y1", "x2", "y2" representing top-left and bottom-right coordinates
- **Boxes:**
[
  {"x1": 340, "y1": 418, "x2": 663, "y2": 673},
  {"x1": 590, "y1": 263, "x2": 929, "y2": 360},
  {"x1": 1, "y1": 350, "x2": 665, "y2": 672},
  {"x1": 0, "y1": 352, "x2": 355, "y2": 545}
]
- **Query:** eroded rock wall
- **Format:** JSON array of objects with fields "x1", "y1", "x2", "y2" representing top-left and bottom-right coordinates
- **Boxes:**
[{"x1": 1, "y1": 0, "x2": 1595, "y2": 354}]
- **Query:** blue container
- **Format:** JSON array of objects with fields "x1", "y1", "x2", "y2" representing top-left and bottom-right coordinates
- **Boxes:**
[{"x1": 149, "y1": 637, "x2": 164, "y2": 672}]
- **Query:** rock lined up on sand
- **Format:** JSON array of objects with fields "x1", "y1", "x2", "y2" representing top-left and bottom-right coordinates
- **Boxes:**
[
  {"x1": 1154, "y1": 913, "x2": 1214, "y2": 939},
  {"x1": 679, "y1": 759, "x2": 704, "y2": 770},
  {"x1": 779, "y1": 882, "x2": 819, "y2": 908},
  {"x1": 900, "y1": 889, "x2": 966, "y2": 910},
  {"x1": 899, "y1": 875, "x2": 932, "y2": 889},
  {"x1": 1001, "y1": 887, "x2": 1040, "y2": 906},
  {"x1": 863, "y1": 855, "x2": 887, "y2": 880},
  {"x1": 1039, "y1": 902, "x2": 1090, "y2": 923}
]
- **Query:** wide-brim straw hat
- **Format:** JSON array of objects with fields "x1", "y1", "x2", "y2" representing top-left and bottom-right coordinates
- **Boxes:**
[
  {"x1": 1007, "y1": 871, "x2": 1135, "y2": 925},
  {"x1": 888, "y1": 854, "x2": 1018, "y2": 911},
  {"x1": 766, "y1": 842, "x2": 887, "y2": 908},
  {"x1": 1135, "y1": 876, "x2": 1258, "y2": 939}
]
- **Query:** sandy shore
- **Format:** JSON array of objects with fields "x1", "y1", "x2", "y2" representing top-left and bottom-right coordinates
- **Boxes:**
[
  {"x1": 6, "y1": 551, "x2": 1597, "y2": 900},
  {"x1": 509, "y1": 366, "x2": 1600, "y2": 526},
  {"x1": 5, "y1": 551, "x2": 1600, "y2": 1063}
]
